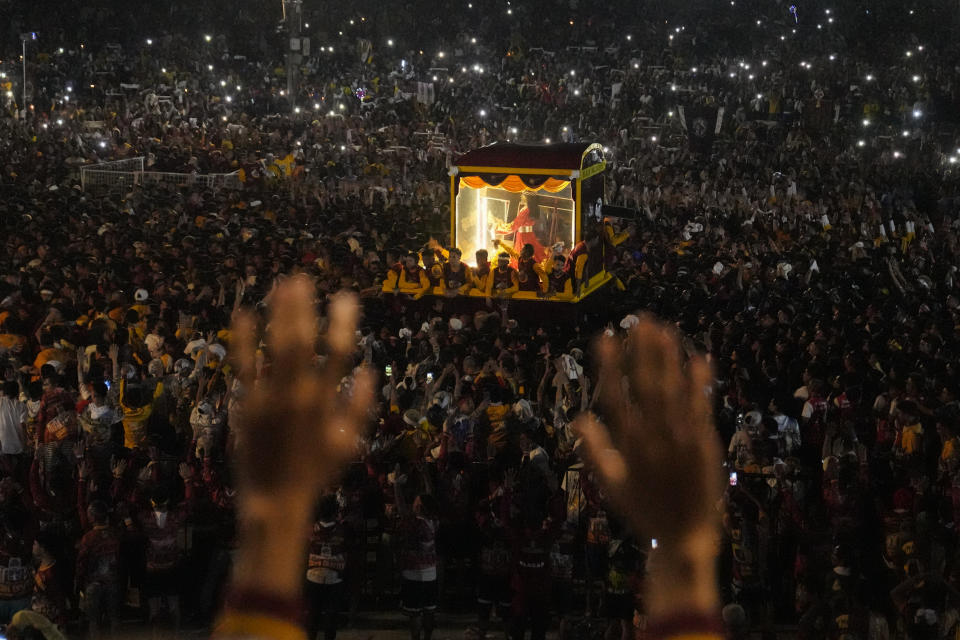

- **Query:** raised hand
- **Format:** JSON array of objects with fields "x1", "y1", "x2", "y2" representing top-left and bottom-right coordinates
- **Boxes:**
[
  {"x1": 574, "y1": 316, "x2": 721, "y2": 619},
  {"x1": 110, "y1": 457, "x2": 127, "y2": 479},
  {"x1": 230, "y1": 276, "x2": 374, "y2": 508}
]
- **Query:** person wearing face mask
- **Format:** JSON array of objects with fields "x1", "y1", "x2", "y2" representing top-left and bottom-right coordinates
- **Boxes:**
[{"x1": 128, "y1": 486, "x2": 191, "y2": 631}]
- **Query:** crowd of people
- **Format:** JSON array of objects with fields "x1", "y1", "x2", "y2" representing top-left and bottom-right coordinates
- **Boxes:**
[{"x1": 2, "y1": 0, "x2": 960, "y2": 638}]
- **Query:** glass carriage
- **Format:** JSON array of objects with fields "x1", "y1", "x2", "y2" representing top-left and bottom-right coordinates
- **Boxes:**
[{"x1": 449, "y1": 142, "x2": 610, "y2": 301}]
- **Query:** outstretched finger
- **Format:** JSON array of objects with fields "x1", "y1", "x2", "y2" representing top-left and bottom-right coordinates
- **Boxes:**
[
  {"x1": 684, "y1": 354, "x2": 716, "y2": 442},
  {"x1": 594, "y1": 334, "x2": 631, "y2": 444},
  {"x1": 574, "y1": 412, "x2": 629, "y2": 503},
  {"x1": 629, "y1": 319, "x2": 682, "y2": 440},
  {"x1": 323, "y1": 291, "x2": 361, "y2": 382},
  {"x1": 269, "y1": 275, "x2": 318, "y2": 381},
  {"x1": 230, "y1": 310, "x2": 258, "y2": 388}
]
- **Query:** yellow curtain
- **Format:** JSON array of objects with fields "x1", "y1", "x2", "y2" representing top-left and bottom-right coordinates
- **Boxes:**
[{"x1": 460, "y1": 176, "x2": 569, "y2": 193}]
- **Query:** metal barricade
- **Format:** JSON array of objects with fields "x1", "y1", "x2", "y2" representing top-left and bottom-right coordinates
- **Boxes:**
[{"x1": 81, "y1": 157, "x2": 240, "y2": 192}]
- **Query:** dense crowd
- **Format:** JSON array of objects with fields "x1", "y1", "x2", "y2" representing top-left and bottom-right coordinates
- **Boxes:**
[{"x1": 3, "y1": 0, "x2": 960, "y2": 638}]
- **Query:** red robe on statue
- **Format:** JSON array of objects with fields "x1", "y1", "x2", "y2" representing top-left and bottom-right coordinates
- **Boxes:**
[{"x1": 496, "y1": 207, "x2": 546, "y2": 262}]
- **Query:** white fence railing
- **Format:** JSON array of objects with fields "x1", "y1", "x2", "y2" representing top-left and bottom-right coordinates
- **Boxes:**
[{"x1": 80, "y1": 157, "x2": 240, "y2": 192}]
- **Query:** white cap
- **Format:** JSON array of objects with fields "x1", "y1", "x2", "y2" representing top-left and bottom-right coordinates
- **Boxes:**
[{"x1": 134, "y1": 288, "x2": 149, "y2": 302}]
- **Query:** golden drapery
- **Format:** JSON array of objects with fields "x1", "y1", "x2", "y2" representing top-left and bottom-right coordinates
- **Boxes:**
[{"x1": 459, "y1": 175, "x2": 570, "y2": 193}]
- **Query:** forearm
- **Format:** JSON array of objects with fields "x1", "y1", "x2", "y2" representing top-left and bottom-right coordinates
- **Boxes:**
[
  {"x1": 645, "y1": 527, "x2": 719, "y2": 620},
  {"x1": 230, "y1": 495, "x2": 314, "y2": 599}
]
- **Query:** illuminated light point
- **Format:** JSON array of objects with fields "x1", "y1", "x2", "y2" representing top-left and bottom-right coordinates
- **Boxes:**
[
  {"x1": 670, "y1": 84, "x2": 677, "y2": 91},
  {"x1": 780, "y1": 35, "x2": 786, "y2": 41},
  {"x1": 328, "y1": 110, "x2": 335, "y2": 116},
  {"x1": 691, "y1": 67, "x2": 697, "y2": 73},
  {"x1": 913, "y1": 109, "x2": 922, "y2": 118},
  {"x1": 220, "y1": 80, "x2": 226, "y2": 87},
  {"x1": 146, "y1": 39, "x2": 153, "y2": 45},
  {"x1": 294, "y1": 106, "x2": 301, "y2": 114},
  {"x1": 387, "y1": 39, "x2": 394, "y2": 46},
  {"x1": 510, "y1": 127, "x2": 518, "y2": 134},
  {"x1": 650, "y1": 135, "x2": 657, "y2": 142},
  {"x1": 506, "y1": 8, "x2": 512, "y2": 14},
  {"x1": 57, "y1": 119, "x2": 63, "y2": 125},
  {"x1": 208, "y1": 64, "x2": 213, "y2": 71},
  {"x1": 829, "y1": 54, "x2": 836, "y2": 61},
  {"x1": 761, "y1": 60, "x2": 768, "y2": 67},
  {"x1": 918, "y1": 45, "x2": 924, "y2": 51},
  {"x1": 99, "y1": 141, "x2": 106, "y2": 148},
  {"x1": 225, "y1": 95, "x2": 232, "y2": 102},
  {"x1": 950, "y1": 157, "x2": 958, "y2": 164},
  {"x1": 857, "y1": 140, "x2": 866, "y2": 147},
  {"x1": 862, "y1": 118, "x2": 870, "y2": 126},
  {"x1": 748, "y1": 74, "x2": 755, "y2": 80},
  {"x1": 544, "y1": 138, "x2": 551, "y2": 143},
  {"x1": 305, "y1": 23, "x2": 309, "y2": 28},
  {"x1": 438, "y1": 51, "x2": 445, "y2": 58},
  {"x1": 236, "y1": 85, "x2": 241, "y2": 91},
  {"x1": 626, "y1": 35, "x2": 632, "y2": 41},
  {"x1": 471, "y1": 37, "x2": 477, "y2": 43},
  {"x1": 866, "y1": 74, "x2": 874, "y2": 81},
  {"x1": 204, "y1": 34, "x2": 212, "y2": 42},
  {"x1": 633, "y1": 63, "x2": 639, "y2": 69},
  {"x1": 906, "y1": 50, "x2": 912, "y2": 57},
  {"x1": 573, "y1": 89, "x2": 580, "y2": 95},
  {"x1": 912, "y1": 75, "x2": 920, "y2": 83},
  {"x1": 893, "y1": 151, "x2": 903, "y2": 159},
  {"x1": 668, "y1": 110, "x2": 674, "y2": 117},
  {"x1": 161, "y1": 68, "x2": 167, "y2": 73},
  {"x1": 448, "y1": 77, "x2": 453, "y2": 83},
  {"x1": 339, "y1": 103, "x2": 346, "y2": 111},
  {"x1": 569, "y1": 70, "x2": 575, "y2": 76},
  {"x1": 314, "y1": 103, "x2": 320, "y2": 110},
  {"x1": 902, "y1": 130, "x2": 910, "y2": 137},
  {"x1": 432, "y1": 75, "x2": 437, "y2": 81},
  {"x1": 479, "y1": 109, "x2": 486, "y2": 117},
  {"x1": 756, "y1": 93, "x2": 763, "y2": 100}
]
